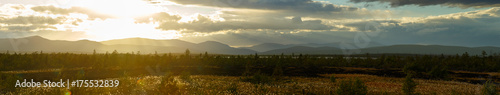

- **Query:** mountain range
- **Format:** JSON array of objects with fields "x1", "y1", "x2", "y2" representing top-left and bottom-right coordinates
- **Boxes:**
[{"x1": 0, "y1": 36, "x2": 498, "y2": 55}]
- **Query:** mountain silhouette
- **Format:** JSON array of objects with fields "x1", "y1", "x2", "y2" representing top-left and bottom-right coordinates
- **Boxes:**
[
  {"x1": 0, "y1": 36, "x2": 256, "y2": 54},
  {"x1": 241, "y1": 42, "x2": 384, "y2": 52},
  {"x1": 261, "y1": 46, "x2": 343, "y2": 55},
  {"x1": 260, "y1": 45, "x2": 500, "y2": 55},
  {"x1": 0, "y1": 36, "x2": 499, "y2": 55},
  {"x1": 101, "y1": 38, "x2": 256, "y2": 54}
]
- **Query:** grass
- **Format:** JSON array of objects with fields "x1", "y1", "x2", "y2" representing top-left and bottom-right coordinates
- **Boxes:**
[{"x1": 2, "y1": 74, "x2": 495, "y2": 95}]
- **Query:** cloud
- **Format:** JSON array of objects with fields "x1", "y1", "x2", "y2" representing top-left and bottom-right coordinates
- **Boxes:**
[
  {"x1": 31, "y1": 5, "x2": 113, "y2": 19},
  {"x1": 219, "y1": 8, "x2": 391, "y2": 20},
  {"x1": 179, "y1": 29, "x2": 357, "y2": 46},
  {"x1": 163, "y1": 15, "x2": 333, "y2": 32},
  {"x1": 181, "y1": 7, "x2": 500, "y2": 47},
  {"x1": 164, "y1": 0, "x2": 392, "y2": 19},
  {"x1": 2, "y1": 25, "x2": 57, "y2": 31},
  {"x1": 399, "y1": 7, "x2": 500, "y2": 34},
  {"x1": 349, "y1": 0, "x2": 500, "y2": 8},
  {"x1": 136, "y1": 12, "x2": 335, "y2": 33},
  {"x1": 0, "y1": 16, "x2": 65, "y2": 25},
  {"x1": 0, "y1": 16, "x2": 67, "y2": 32},
  {"x1": 169, "y1": 0, "x2": 358, "y2": 12},
  {"x1": 0, "y1": 5, "x2": 84, "y2": 37},
  {"x1": 342, "y1": 7, "x2": 500, "y2": 46},
  {"x1": 134, "y1": 12, "x2": 181, "y2": 23}
]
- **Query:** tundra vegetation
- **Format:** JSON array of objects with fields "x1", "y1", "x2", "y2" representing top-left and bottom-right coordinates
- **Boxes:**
[{"x1": 0, "y1": 50, "x2": 498, "y2": 94}]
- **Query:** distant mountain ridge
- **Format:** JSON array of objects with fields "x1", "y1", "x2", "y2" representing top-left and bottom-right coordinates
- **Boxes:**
[
  {"x1": 101, "y1": 38, "x2": 256, "y2": 54},
  {"x1": 240, "y1": 42, "x2": 384, "y2": 52},
  {"x1": 0, "y1": 36, "x2": 256, "y2": 54},
  {"x1": 261, "y1": 45, "x2": 500, "y2": 55},
  {"x1": 0, "y1": 36, "x2": 499, "y2": 55}
]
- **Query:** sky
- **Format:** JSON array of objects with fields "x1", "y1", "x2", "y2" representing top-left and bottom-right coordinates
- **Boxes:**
[{"x1": 0, "y1": 0, "x2": 499, "y2": 47}]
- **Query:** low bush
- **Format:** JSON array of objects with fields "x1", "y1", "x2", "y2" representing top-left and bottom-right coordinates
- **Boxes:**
[
  {"x1": 241, "y1": 72, "x2": 273, "y2": 84},
  {"x1": 481, "y1": 80, "x2": 498, "y2": 95},
  {"x1": 336, "y1": 78, "x2": 367, "y2": 95},
  {"x1": 402, "y1": 74, "x2": 418, "y2": 95},
  {"x1": 330, "y1": 74, "x2": 336, "y2": 83}
]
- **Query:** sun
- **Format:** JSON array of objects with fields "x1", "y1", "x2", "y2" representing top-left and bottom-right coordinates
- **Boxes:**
[
  {"x1": 76, "y1": 18, "x2": 181, "y2": 41},
  {"x1": 61, "y1": 0, "x2": 180, "y2": 41}
]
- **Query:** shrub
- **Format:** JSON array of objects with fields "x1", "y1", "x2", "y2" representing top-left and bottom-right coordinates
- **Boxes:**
[
  {"x1": 330, "y1": 74, "x2": 336, "y2": 83},
  {"x1": 402, "y1": 74, "x2": 418, "y2": 95},
  {"x1": 403, "y1": 62, "x2": 422, "y2": 75},
  {"x1": 179, "y1": 71, "x2": 191, "y2": 82},
  {"x1": 0, "y1": 73, "x2": 22, "y2": 93},
  {"x1": 428, "y1": 64, "x2": 448, "y2": 79},
  {"x1": 336, "y1": 78, "x2": 367, "y2": 95},
  {"x1": 481, "y1": 80, "x2": 498, "y2": 95},
  {"x1": 158, "y1": 72, "x2": 179, "y2": 94},
  {"x1": 272, "y1": 64, "x2": 283, "y2": 78},
  {"x1": 241, "y1": 72, "x2": 272, "y2": 84}
]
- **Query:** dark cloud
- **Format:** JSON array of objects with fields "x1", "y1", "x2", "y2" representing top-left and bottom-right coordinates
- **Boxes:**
[
  {"x1": 343, "y1": 7, "x2": 500, "y2": 47},
  {"x1": 165, "y1": 0, "x2": 389, "y2": 20},
  {"x1": 169, "y1": 0, "x2": 358, "y2": 12},
  {"x1": 180, "y1": 30, "x2": 357, "y2": 46},
  {"x1": 165, "y1": 0, "x2": 393, "y2": 19},
  {"x1": 218, "y1": 8, "x2": 391, "y2": 20},
  {"x1": 161, "y1": 15, "x2": 332, "y2": 32},
  {"x1": 136, "y1": 12, "x2": 335, "y2": 33},
  {"x1": 183, "y1": 7, "x2": 500, "y2": 47},
  {"x1": 31, "y1": 6, "x2": 113, "y2": 19},
  {"x1": 349, "y1": 0, "x2": 500, "y2": 8}
]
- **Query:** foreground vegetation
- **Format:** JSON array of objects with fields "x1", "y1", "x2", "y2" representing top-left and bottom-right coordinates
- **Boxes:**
[
  {"x1": 2, "y1": 74, "x2": 493, "y2": 95},
  {"x1": 0, "y1": 50, "x2": 499, "y2": 94}
]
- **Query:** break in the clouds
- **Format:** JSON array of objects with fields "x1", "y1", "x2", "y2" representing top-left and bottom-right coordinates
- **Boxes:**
[{"x1": 349, "y1": 0, "x2": 500, "y2": 8}]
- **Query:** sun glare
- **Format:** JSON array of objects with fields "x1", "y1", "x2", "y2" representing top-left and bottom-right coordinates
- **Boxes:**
[
  {"x1": 76, "y1": 0, "x2": 160, "y2": 18},
  {"x1": 77, "y1": 18, "x2": 181, "y2": 41},
  {"x1": 55, "y1": 0, "x2": 180, "y2": 41}
]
